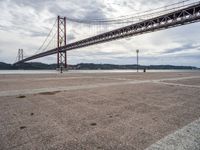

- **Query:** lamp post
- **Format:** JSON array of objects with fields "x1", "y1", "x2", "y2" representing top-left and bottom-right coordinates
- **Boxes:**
[{"x1": 136, "y1": 49, "x2": 139, "y2": 72}]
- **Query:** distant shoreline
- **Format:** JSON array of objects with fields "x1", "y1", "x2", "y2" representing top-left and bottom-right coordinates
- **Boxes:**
[{"x1": 0, "y1": 62, "x2": 199, "y2": 70}]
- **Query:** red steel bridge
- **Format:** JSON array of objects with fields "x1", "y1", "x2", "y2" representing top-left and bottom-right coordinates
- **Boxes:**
[{"x1": 15, "y1": 1, "x2": 200, "y2": 69}]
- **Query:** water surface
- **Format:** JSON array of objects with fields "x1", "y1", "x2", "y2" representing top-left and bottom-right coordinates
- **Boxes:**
[{"x1": 0, "y1": 69, "x2": 199, "y2": 74}]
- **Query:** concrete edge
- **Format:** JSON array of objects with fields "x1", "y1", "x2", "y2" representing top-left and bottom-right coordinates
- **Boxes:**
[{"x1": 145, "y1": 118, "x2": 200, "y2": 150}]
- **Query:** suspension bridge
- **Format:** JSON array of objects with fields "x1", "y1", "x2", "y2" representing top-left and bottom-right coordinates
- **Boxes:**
[{"x1": 15, "y1": 0, "x2": 200, "y2": 69}]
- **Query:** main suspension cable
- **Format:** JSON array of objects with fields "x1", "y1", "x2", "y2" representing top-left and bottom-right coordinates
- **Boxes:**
[{"x1": 35, "y1": 19, "x2": 57, "y2": 54}]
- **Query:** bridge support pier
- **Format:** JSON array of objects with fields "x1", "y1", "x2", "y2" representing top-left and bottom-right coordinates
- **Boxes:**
[
  {"x1": 57, "y1": 16, "x2": 67, "y2": 70},
  {"x1": 18, "y1": 49, "x2": 23, "y2": 62}
]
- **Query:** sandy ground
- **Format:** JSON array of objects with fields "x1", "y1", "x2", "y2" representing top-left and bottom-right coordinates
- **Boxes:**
[{"x1": 0, "y1": 71, "x2": 200, "y2": 150}]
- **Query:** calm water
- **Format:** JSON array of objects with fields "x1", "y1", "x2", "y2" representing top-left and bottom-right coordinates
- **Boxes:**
[{"x1": 0, "y1": 69, "x2": 199, "y2": 74}]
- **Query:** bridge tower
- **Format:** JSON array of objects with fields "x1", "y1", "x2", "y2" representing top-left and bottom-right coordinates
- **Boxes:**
[
  {"x1": 57, "y1": 16, "x2": 67, "y2": 69},
  {"x1": 18, "y1": 49, "x2": 23, "y2": 62}
]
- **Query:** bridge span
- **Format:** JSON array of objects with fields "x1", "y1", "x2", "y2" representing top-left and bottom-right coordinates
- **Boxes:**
[{"x1": 15, "y1": 2, "x2": 200, "y2": 66}]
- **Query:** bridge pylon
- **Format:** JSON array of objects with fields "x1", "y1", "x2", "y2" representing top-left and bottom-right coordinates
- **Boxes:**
[
  {"x1": 57, "y1": 16, "x2": 67, "y2": 69},
  {"x1": 18, "y1": 49, "x2": 23, "y2": 62}
]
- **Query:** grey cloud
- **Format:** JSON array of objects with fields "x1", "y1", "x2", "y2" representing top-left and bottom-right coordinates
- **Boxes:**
[
  {"x1": 85, "y1": 51, "x2": 123, "y2": 56},
  {"x1": 30, "y1": 32, "x2": 48, "y2": 37},
  {"x1": 163, "y1": 44, "x2": 200, "y2": 54},
  {"x1": 0, "y1": 25, "x2": 8, "y2": 31},
  {"x1": 83, "y1": 8, "x2": 107, "y2": 20},
  {"x1": 12, "y1": 0, "x2": 50, "y2": 11},
  {"x1": 67, "y1": 34, "x2": 76, "y2": 41}
]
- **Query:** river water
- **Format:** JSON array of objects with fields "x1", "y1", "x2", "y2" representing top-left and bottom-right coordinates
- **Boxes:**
[{"x1": 0, "y1": 70, "x2": 199, "y2": 74}]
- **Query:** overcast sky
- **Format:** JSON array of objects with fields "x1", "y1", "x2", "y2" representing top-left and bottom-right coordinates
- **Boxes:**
[{"x1": 0, "y1": 0, "x2": 200, "y2": 67}]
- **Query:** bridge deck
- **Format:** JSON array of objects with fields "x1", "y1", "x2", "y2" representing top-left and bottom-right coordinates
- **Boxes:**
[{"x1": 0, "y1": 71, "x2": 200, "y2": 149}]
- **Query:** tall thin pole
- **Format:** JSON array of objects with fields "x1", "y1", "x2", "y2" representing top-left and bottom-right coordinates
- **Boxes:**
[
  {"x1": 136, "y1": 49, "x2": 139, "y2": 72},
  {"x1": 57, "y1": 16, "x2": 60, "y2": 69}
]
